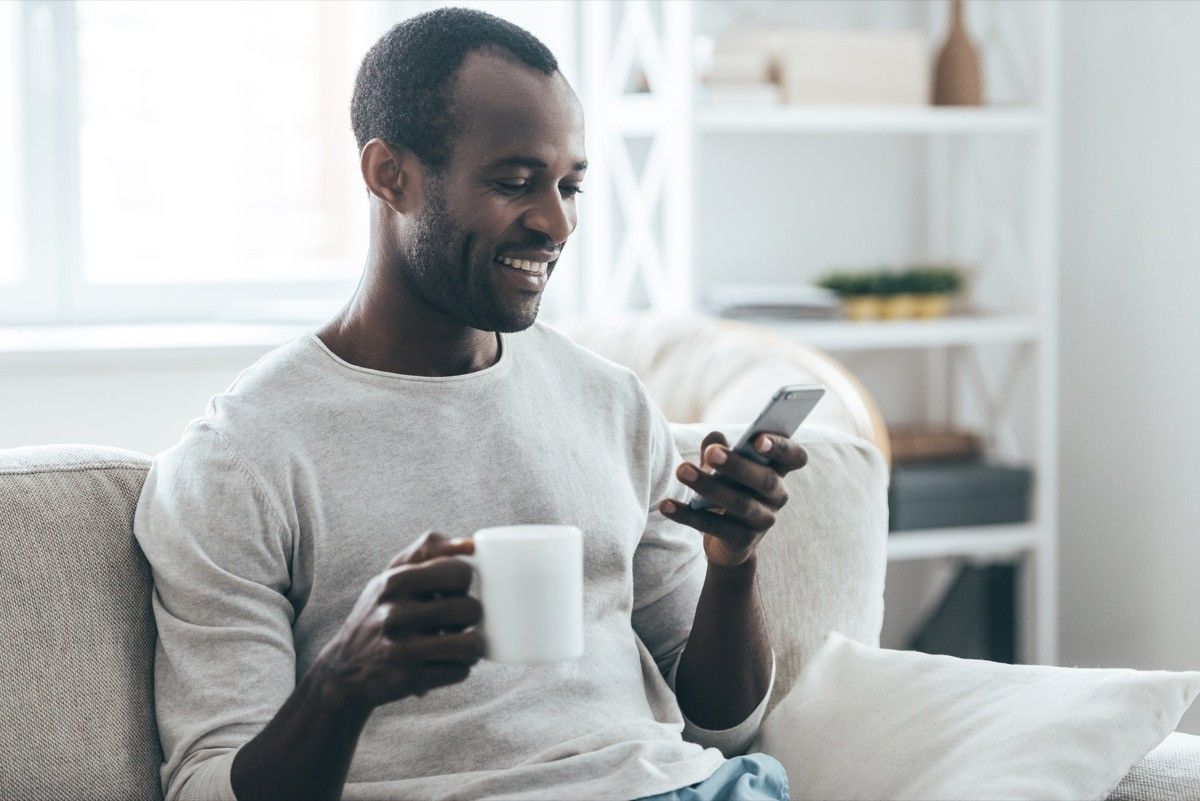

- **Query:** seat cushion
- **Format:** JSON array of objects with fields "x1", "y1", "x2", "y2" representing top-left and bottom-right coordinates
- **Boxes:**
[
  {"x1": 1108, "y1": 732, "x2": 1200, "y2": 801},
  {"x1": 0, "y1": 445, "x2": 161, "y2": 801}
]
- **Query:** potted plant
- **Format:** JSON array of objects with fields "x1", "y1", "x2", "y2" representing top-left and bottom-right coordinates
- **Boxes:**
[
  {"x1": 877, "y1": 271, "x2": 917, "y2": 320},
  {"x1": 903, "y1": 266, "x2": 964, "y2": 318},
  {"x1": 818, "y1": 271, "x2": 883, "y2": 320}
]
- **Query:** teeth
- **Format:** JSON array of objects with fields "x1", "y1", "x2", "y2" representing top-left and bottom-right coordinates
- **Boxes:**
[{"x1": 498, "y1": 256, "x2": 548, "y2": 274}]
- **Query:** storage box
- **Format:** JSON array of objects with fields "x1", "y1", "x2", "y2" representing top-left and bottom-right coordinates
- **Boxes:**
[
  {"x1": 888, "y1": 461, "x2": 1033, "y2": 531},
  {"x1": 714, "y1": 28, "x2": 930, "y2": 106}
]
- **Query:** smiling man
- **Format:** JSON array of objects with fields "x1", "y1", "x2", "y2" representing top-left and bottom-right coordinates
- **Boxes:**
[{"x1": 134, "y1": 8, "x2": 803, "y2": 801}]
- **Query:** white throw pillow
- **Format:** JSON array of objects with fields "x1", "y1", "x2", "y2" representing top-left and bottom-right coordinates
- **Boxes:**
[{"x1": 752, "y1": 632, "x2": 1200, "y2": 800}]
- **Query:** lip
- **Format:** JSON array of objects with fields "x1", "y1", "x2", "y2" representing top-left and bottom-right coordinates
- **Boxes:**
[{"x1": 495, "y1": 259, "x2": 549, "y2": 292}]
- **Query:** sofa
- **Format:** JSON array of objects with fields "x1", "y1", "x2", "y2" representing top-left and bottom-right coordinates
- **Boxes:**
[
  {"x1": 2, "y1": 314, "x2": 1197, "y2": 798},
  {"x1": 1, "y1": 431, "x2": 1196, "y2": 800}
]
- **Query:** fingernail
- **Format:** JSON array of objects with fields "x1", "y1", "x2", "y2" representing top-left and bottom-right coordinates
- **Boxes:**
[
  {"x1": 662, "y1": 500, "x2": 677, "y2": 514},
  {"x1": 709, "y1": 448, "x2": 727, "y2": 465},
  {"x1": 757, "y1": 436, "x2": 772, "y2": 453},
  {"x1": 680, "y1": 464, "x2": 699, "y2": 481}
]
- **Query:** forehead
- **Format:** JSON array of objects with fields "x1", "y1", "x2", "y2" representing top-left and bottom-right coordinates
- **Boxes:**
[{"x1": 446, "y1": 50, "x2": 586, "y2": 170}]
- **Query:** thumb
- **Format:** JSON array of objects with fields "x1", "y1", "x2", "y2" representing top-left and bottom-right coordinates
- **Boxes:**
[
  {"x1": 699, "y1": 430, "x2": 729, "y2": 469},
  {"x1": 388, "y1": 531, "x2": 475, "y2": 568}
]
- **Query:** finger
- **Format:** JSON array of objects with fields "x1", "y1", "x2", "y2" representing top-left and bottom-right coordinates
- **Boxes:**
[
  {"x1": 385, "y1": 595, "x2": 482, "y2": 636},
  {"x1": 751, "y1": 434, "x2": 808, "y2": 474},
  {"x1": 703, "y1": 445, "x2": 788, "y2": 508},
  {"x1": 658, "y1": 499, "x2": 760, "y2": 552},
  {"x1": 397, "y1": 629, "x2": 484, "y2": 665},
  {"x1": 382, "y1": 556, "x2": 474, "y2": 599},
  {"x1": 414, "y1": 662, "x2": 473, "y2": 693},
  {"x1": 388, "y1": 531, "x2": 475, "y2": 569},
  {"x1": 699, "y1": 431, "x2": 730, "y2": 470},
  {"x1": 675, "y1": 462, "x2": 777, "y2": 530}
]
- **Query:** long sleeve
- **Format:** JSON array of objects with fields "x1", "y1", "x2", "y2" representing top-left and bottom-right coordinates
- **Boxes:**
[
  {"x1": 631, "y1": 392, "x2": 775, "y2": 755},
  {"x1": 668, "y1": 648, "x2": 776, "y2": 756},
  {"x1": 134, "y1": 424, "x2": 298, "y2": 801},
  {"x1": 629, "y1": 393, "x2": 709, "y2": 682}
]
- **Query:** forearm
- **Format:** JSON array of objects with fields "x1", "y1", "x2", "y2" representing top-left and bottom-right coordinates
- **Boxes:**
[
  {"x1": 230, "y1": 666, "x2": 372, "y2": 801},
  {"x1": 674, "y1": 555, "x2": 773, "y2": 729}
]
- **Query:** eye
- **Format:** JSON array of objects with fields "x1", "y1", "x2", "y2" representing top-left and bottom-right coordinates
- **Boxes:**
[
  {"x1": 560, "y1": 185, "x2": 585, "y2": 198},
  {"x1": 493, "y1": 180, "x2": 528, "y2": 195}
]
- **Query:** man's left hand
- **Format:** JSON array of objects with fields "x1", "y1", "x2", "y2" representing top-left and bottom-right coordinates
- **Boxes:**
[{"x1": 658, "y1": 431, "x2": 808, "y2": 568}]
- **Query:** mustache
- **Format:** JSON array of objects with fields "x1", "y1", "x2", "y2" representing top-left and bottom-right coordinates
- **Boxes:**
[{"x1": 496, "y1": 238, "x2": 562, "y2": 259}]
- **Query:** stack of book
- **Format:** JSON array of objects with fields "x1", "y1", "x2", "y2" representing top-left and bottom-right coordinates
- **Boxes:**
[{"x1": 701, "y1": 284, "x2": 842, "y2": 321}]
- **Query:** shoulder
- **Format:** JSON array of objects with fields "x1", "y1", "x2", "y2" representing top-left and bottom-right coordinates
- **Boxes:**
[
  {"x1": 159, "y1": 335, "x2": 325, "y2": 475},
  {"x1": 520, "y1": 320, "x2": 649, "y2": 403}
]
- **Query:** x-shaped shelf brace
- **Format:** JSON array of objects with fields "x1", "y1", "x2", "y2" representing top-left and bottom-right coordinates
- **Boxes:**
[
  {"x1": 948, "y1": 343, "x2": 1035, "y2": 461},
  {"x1": 582, "y1": 0, "x2": 693, "y2": 314}
]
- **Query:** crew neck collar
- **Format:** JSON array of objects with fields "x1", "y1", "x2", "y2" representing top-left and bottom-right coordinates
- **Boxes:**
[{"x1": 306, "y1": 331, "x2": 512, "y2": 384}]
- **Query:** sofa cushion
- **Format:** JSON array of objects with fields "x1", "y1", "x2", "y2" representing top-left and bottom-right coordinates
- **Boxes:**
[
  {"x1": 0, "y1": 445, "x2": 161, "y2": 801},
  {"x1": 1109, "y1": 732, "x2": 1200, "y2": 801}
]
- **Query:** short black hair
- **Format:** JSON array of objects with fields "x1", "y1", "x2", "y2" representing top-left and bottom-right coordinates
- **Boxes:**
[{"x1": 350, "y1": 7, "x2": 559, "y2": 171}]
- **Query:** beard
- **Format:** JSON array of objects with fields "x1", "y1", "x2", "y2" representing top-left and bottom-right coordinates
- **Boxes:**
[{"x1": 401, "y1": 180, "x2": 543, "y2": 333}]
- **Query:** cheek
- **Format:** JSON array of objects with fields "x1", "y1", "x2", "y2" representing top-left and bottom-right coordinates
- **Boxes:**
[{"x1": 462, "y1": 196, "x2": 520, "y2": 240}]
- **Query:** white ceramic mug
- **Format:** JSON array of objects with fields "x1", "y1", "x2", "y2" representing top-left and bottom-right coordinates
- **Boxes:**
[{"x1": 465, "y1": 524, "x2": 584, "y2": 664}]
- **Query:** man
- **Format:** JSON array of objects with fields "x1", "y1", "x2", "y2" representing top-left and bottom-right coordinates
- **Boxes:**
[{"x1": 135, "y1": 8, "x2": 806, "y2": 801}]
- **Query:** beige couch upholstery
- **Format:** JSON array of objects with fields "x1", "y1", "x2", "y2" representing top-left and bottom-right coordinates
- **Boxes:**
[{"x1": 1, "y1": 434, "x2": 1195, "y2": 800}]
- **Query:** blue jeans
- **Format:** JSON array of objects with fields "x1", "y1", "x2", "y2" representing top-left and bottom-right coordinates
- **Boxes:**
[{"x1": 636, "y1": 754, "x2": 789, "y2": 801}]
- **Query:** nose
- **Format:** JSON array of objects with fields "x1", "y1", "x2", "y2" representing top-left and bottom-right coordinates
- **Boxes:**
[{"x1": 521, "y1": 188, "x2": 576, "y2": 246}]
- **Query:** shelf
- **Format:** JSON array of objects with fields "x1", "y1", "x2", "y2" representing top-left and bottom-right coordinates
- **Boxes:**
[
  {"x1": 887, "y1": 524, "x2": 1040, "y2": 562},
  {"x1": 750, "y1": 314, "x2": 1038, "y2": 351},
  {"x1": 696, "y1": 105, "x2": 1043, "y2": 135}
]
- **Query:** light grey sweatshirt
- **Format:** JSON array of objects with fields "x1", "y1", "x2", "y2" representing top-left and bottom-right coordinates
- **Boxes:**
[{"x1": 134, "y1": 322, "x2": 771, "y2": 801}]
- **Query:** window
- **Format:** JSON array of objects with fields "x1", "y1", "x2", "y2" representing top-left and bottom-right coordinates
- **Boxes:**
[
  {"x1": 76, "y1": 1, "x2": 368, "y2": 286},
  {"x1": 1, "y1": 2, "x2": 22, "y2": 286},
  {"x1": 4, "y1": 0, "x2": 578, "y2": 325}
]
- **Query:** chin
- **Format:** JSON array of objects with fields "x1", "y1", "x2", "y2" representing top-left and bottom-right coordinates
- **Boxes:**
[{"x1": 492, "y1": 304, "x2": 541, "y2": 333}]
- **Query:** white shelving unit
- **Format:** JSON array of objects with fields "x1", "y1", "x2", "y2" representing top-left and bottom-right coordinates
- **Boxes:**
[
  {"x1": 581, "y1": 1, "x2": 1060, "y2": 665},
  {"x1": 754, "y1": 315, "x2": 1039, "y2": 352},
  {"x1": 696, "y1": 105, "x2": 1044, "y2": 134}
]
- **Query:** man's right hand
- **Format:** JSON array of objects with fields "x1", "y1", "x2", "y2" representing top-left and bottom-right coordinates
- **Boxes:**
[
  {"x1": 313, "y1": 531, "x2": 483, "y2": 713},
  {"x1": 231, "y1": 532, "x2": 481, "y2": 801}
]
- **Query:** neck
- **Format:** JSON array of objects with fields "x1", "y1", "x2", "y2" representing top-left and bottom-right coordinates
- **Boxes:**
[{"x1": 317, "y1": 246, "x2": 499, "y2": 377}]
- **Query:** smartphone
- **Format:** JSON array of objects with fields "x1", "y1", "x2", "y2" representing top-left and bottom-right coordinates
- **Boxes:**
[{"x1": 687, "y1": 384, "x2": 825, "y2": 512}]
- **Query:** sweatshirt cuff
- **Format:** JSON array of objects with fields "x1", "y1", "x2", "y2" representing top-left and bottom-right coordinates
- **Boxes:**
[{"x1": 668, "y1": 648, "x2": 776, "y2": 756}]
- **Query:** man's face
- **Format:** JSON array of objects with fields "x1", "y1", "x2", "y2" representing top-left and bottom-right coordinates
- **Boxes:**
[{"x1": 401, "y1": 50, "x2": 586, "y2": 333}]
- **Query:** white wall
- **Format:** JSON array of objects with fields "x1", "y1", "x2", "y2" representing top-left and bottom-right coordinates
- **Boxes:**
[
  {"x1": 1059, "y1": 0, "x2": 1200, "y2": 732},
  {"x1": 0, "y1": 354, "x2": 257, "y2": 455}
]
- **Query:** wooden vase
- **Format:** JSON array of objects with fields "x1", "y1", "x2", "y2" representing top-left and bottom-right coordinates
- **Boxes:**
[{"x1": 933, "y1": 0, "x2": 983, "y2": 106}]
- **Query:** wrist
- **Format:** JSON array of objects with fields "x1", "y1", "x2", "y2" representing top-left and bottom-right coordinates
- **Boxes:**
[
  {"x1": 303, "y1": 657, "x2": 374, "y2": 728},
  {"x1": 705, "y1": 552, "x2": 757, "y2": 586}
]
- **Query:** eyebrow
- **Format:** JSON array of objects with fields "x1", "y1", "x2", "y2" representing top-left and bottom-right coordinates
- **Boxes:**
[{"x1": 485, "y1": 155, "x2": 588, "y2": 172}]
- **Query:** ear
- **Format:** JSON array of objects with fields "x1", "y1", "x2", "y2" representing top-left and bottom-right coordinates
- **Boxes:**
[{"x1": 360, "y1": 138, "x2": 423, "y2": 215}]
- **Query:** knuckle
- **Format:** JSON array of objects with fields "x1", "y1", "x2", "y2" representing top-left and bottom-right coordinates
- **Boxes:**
[
  {"x1": 761, "y1": 511, "x2": 777, "y2": 530},
  {"x1": 385, "y1": 566, "x2": 413, "y2": 594},
  {"x1": 460, "y1": 595, "x2": 483, "y2": 622},
  {"x1": 731, "y1": 494, "x2": 753, "y2": 518}
]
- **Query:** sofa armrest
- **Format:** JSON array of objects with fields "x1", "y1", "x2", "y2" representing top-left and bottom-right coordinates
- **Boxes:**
[
  {"x1": 1107, "y1": 732, "x2": 1200, "y2": 801},
  {"x1": 669, "y1": 422, "x2": 889, "y2": 714}
]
